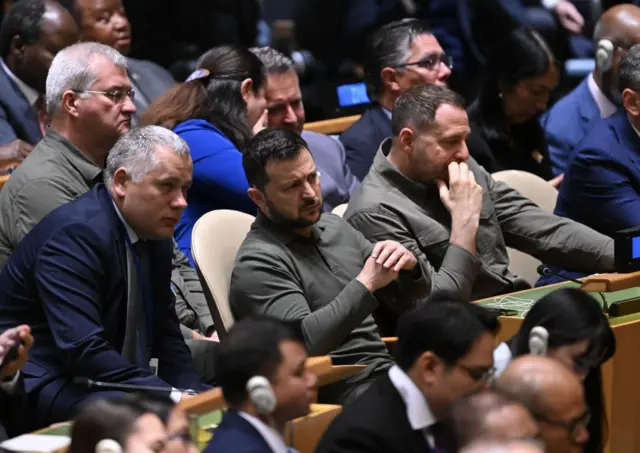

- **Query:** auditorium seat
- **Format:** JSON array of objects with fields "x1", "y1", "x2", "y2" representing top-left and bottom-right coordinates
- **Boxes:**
[
  {"x1": 303, "y1": 115, "x2": 361, "y2": 135},
  {"x1": 191, "y1": 209, "x2": 255, "y2": 340},
  {"x1": 331, "y1": 203, "x2": 348, "y2": 217},
  {"x1": 492, "y1": 170, "x2": 559, "y2": 286}
]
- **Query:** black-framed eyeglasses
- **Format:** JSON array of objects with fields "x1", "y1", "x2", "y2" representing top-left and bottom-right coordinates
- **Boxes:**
[
  {"x1": 73, "y1": 88, "x2": 135, "y2": 103},
  {"x1": 168, "y1": 431, "x2": 193, "y2": 443},
  {"x1": 534, "y1": 408, "x2": 591, "y2": 440},
  {"x1": 457, "y1": 363, "x2": 496, "y2": 382},
  {"x1": 393, "y1": 54, "x2": 453, "y2": 72}
]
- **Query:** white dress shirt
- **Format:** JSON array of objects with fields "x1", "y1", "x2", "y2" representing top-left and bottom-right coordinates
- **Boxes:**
[
  {"x1": 238, "y1": 411, "x2": 290, "y2": 453},
  {"x1": 587, "y1": 73, "x2": 618, "y2": 119},
  {"x1": 0, "y1": 58, "x2": 39, "y2": 108},
  {"x1": 388, "y1": 364, "x2": 438, "y2": 448},
  {"x1": 493, "y1": 342, "x2": 513, "y2": 379}
]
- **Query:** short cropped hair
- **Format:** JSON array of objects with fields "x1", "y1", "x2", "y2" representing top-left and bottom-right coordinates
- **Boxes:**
[
  {"x1": 215, "y1": 316, "x2": 304, "y2": 406},
  {"x1": 395, "y1": 301, "x2": 499, "y2": 370},
  {"x1": 619, "y1": 43, "x2": 640, "y2": 92},
  {"x1": 243, "y1": 128, "x2": 310, "y2": 190},
  {"x1": 363, "y1": 18, "x2": 432, "y2": 99},
  {"x1": 250, "y1": 46, "x2": 295, "y2": 74},
  {"x1": 0, "y1": 0, "x2": 46, "y2": 58},
  {"x1": 46, "y1": 42, "x2": 127, "y2": 117},
  {"x1": 104, "y1": 126, "x2": 190, "y2": 188},
  {"x1": 392, "y1": 84, "x2": 465, "y2": 137}
]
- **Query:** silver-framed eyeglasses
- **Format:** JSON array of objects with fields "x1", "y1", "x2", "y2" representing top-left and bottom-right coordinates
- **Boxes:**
[{"x1": 72, "y1": 88, "x2": 135, "y2": 103}]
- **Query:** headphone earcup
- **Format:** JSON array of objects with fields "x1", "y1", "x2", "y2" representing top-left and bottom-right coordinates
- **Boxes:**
[
  {"x1": 95, "y1": 439, "x2": 123, "y2": 453},
  {"x1": 596, "y1": 39, "x2": 615, "y2": 72},
  {"x1": 529, "y1": 326, "x2": 549, "y2": 356},
  {"x1": 247, "y1": 376, "x2": 277, "y2": 415}
]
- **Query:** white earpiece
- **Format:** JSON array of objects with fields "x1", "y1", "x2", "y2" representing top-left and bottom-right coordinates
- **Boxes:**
[
  {"x1": 529, "y1": 326, "x2": 549, "y2": 356},
  {"x1": 596, "y1": 39, "x2": 615, "y2": 72},
  {"x1": 247, "y1": 375, "x2": 276, "y2": 415},
  {"x1": 95, "y1": 439, "x2": 123, "y2": 453}
]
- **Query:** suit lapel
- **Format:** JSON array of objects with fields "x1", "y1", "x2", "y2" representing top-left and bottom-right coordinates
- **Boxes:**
[
  {"x1": 578, "y1": 78, "x2": 600, "y2": 124},
  {"x1": 0, "y1": 67, "x2": 42, "y2": 144},
  {"x1": 370, "y1": 105, "x2": 393, "y2": 146},
  {"x1": 612, "y1": 112, "x2": 640, "y2": 169}
]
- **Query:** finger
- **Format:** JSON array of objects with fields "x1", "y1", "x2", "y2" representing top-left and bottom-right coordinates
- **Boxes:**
[
  {"x1": 448, "y1": 161, "x2": 460, "y2": 184},
  {"x1": 467, "y1": 168, "x2": 476, "y2": 184},
  {"x1": 458, "y1": 161, "x2": 468, "y2": 181},
  {"x1": 436, "y1": 180, "x2": 450, "y2": 203},
  {"x1": 376, "y1": 243, "x2": 397, "y2": 265},
  {"x1": 382, "y1": 248, "x2": 405, "y2": 269},
  {"x1": 21, "y1": 333, "x2": 34, "y2": 349},
  {"x1": 371, "y1": 241, "x2": 386, "y2": 259},
  {"x1": 393, "y1": 253, "x2": 413, "y2": 272}
]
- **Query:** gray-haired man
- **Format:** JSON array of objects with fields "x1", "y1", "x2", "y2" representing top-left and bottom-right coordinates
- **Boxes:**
[
  {"x1": 0, "y1": 126, "x2": 206, "y2": 432},
  {"x1": 0, "y1": 42, "x2": 216, "y2": 383}
]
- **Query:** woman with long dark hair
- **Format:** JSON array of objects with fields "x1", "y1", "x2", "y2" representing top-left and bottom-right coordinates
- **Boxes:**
[
  {"x1": 141, "y1": 45, "x2": 267, "y2": 261},
  {"x1": 494, "y1": 288, "x2": 616, "y2": 453},
  {"x1": 467, "y1": 27, "x2": 562, "y2": 187}
]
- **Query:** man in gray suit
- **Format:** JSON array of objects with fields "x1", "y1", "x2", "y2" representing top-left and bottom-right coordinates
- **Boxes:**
[
  {"x1": 57, "y1": 0, "x2": 174, "y2": 123},
  {"x1": 251, "y1": 46, "x2": 359, "y2": 212}
]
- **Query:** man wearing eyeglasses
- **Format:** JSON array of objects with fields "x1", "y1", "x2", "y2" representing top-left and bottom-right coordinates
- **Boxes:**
[
  {"x1": 316, "y1": 301, "x2": 499, "y2": 453},
  {"x1": 495, "y1": 356, "x2": 590, "y2": 453},
  {"x1": 340, "y1": 18, "x2": 452, "y2": 181}
]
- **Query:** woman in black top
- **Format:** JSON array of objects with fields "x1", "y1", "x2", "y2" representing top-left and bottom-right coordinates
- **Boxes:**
[{"x1": 467, "y1": 27, "x2": 562, "y2": 187}]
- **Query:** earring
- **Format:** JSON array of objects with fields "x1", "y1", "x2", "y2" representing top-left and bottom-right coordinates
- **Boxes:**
[{"x1": 498, "y1": 91, "x2": 503, "y2": 99}]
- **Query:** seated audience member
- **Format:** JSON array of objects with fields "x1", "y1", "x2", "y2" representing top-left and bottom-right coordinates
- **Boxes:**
[
  {"x1": 250, "y1": 46, "x2": 359, "y2": 212},
  {"x1": 495, "y1": 356, "x2": 591, "y2": 453},
  {"x1": 339, "y1": 18, "x2": 452, "y2": 181},
  {"x1": 0, "y1": 0, "x2": 77, "y2": 153},
  {"x1": 460, "y1": 439, "x2": 544, "y2": 453},
  {"x1": 494, "y1": 288, "x2": 615, "y2": 453},
  {"x1": 466, "y1": 28, "x2": 561, "y2": 186},
  {"x1": 452, "y1": 390, "x2": 540, "y2": 449},
  {"x1": 0, "y1": 42, "x2": 216, "y2": 383},
  {"x1": 142, "y1": 45, "x2": 267, "y2": 262},
  {"x1": 204, "y1": 316, "x2": 316, "y2": 453},
  {"x1": 0, "y1": 325, "x2": 33, "y2": 439},
  {"x1": 345, "y1": 84, "x2": 614, "y2": 302},
  {"x1": 0, "y1": 126, "x2": 206, "y2": 432},
  {"x1": 542, "y1": 4, "x2": 640, "y2": 176},
  {"x1": 315, "y1": 302, "x2": 499, "y2": 453},
  {"x1": 69, "y1": 396, "x2": 168, "y2": 453},
  {"x1": 555, "y1": 43, "x2": 640, "y2": 238},
  {"x1": 58, "y1": 0, "x2": 175, "y2": 123},
  {"x1": 231, "y1": 128, "x2": 429, "y2": 404}
]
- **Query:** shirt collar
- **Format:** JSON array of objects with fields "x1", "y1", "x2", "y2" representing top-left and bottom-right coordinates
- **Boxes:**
[
  {"x1": 254, "y1": 211, "x2": 328, "y2": 245},
  {"x1": 492, "y1": 342, "x2": 513, "y2": 379},
  {"x1": 111, "y1": 199, "x2": 139, "y2": 244},
  {"x1": 382, "y1": 105, "x2": 392, "y2": 120},
  {"x1": 45, "y1": 128, "x2": 104, "y2": 184},
  {"x1": 588, "y1": 73, "x2": 618, "y2": 118},
  {"x1": 0, "y1": 58, "x2": 39, "y2": 107},
  {"x1": 388, "y1": 365, "x2": 437, "y2": 431},
  {"x1": 238, "y1": 411, "x2": 289, "y2": 453},
  {"x1": 372, "y1": 139, "x2": 435, "y2": 206}
]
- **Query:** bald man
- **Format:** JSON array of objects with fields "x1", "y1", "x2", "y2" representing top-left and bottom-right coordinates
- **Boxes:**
[
  {"x1": 452, "y1": 390, "x2": 539, "y2": 449},
  {"x1": 542, "y1": 4, "x2": 640, "y2": 176},
  {"x1": 495, "y1": 356, "x2": 590, "y2": 453},
  {"x1": 460, "y1": 439, "x2": 544, "y2": 453}
]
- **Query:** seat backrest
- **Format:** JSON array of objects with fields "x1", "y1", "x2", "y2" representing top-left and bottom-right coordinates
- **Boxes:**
[
  {"x1": 191, "y1": 210, "x2": 255, "y2": 339},
  {"x1": 303, "y1": 114, "x2": 361, "y2": 135},
  {"x1": 491, "y1": 170, "x2": 558, "y2": 213},
  {"x1": 331, "y1": 203, "x2": 348, "y2": 217}
]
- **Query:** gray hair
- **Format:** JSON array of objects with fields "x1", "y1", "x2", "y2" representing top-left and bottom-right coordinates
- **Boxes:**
[
  {"x1": 364, "y1": 19, "x2": 432, "y2": 99},
  {"x1": 104, "y1": 126, "x2": 190, "y2": 188},
  {"x1": 45, "y1": 42, "x2": 127, "y2": 117},
  {"x1": 249, "y1": 46, "x2": 295, "y2": 74},
  {"x1": 619, "y1": 43, "x2": 640, "y2": 92}
]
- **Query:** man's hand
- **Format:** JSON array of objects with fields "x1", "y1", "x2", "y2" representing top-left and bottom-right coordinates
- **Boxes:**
[
  {"x1": 0, "y1": 140, "x2": 33, "y2": 167},
  {"x1": 0, "y1": 325, "x2": 33, "y2": 380},
  {"x1": 252, "y1": 109, "x2": 268, "y2": 135},
  {"x1": 357, "y1": 241, "x2": 416, "y2": 292},
  {"x1": 549, "y1": 173, "x2": 564, "y2": 188},
  {"x1": 436, "y1": 162, "x2": 483, "y2": 255},
  {"x1": 192, "y1": 330, "x2": 220, "y2": 342},
  {"x1": 554, "y1": 0, "x2": 584, "y2": 34}
]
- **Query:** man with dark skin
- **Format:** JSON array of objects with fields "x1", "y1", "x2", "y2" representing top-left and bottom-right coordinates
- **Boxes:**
[
  {"x1": 495, "y1": 356, "x2": 590, "y2": 453},
  {"x1": 0, "y1": 0, "x2": 78, "y2": 166}
]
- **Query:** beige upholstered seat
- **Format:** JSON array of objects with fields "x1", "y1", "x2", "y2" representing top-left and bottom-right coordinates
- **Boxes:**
[
  {"x1": 492, "y1": 170, "x2": 559, "y2": 286},
  {"x1": 191, "y1": 209, "x2": 255, "y2": 339},
  {"x1": 331, "y1": 203, "x2": 348, "y2": 217}
]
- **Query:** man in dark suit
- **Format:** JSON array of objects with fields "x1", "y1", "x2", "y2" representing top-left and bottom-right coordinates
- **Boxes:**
[
  {"x1": 315, "y1": 301, "x2": 499, "y2": 453},
  {"x1": 542, "y1": 4, "x2": 640, "y2": 176},
  {"x1": 0, "y1": 0, "x2": 78, "y2": 155},
  {"x1": 204, "y1": 316, "x2": 316, "y2": 453},
  {"x1": 339, "y1": 19, "x2": 451, "y2": 181},
  {"x1": 0, "y1": 126, "x2": 206, "y2": 433},
  {"x1": 58, "y1": 0, "x2": 174, "y2": 123}
]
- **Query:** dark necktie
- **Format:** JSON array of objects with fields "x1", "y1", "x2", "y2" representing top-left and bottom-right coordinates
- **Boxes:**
[{"x1": 131, "y1": 240, "x2": 151, "y2": 368}]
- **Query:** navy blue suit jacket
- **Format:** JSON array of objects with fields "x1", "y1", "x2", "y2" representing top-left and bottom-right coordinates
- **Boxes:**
[
  {"x1": 339, "y1": 105, "x2": 392, "y2": 181},
  {"x1": 0, "y1": 64, "x2": 42, "y2": 146},
  {"x1": 204, "y1": 410, "x2": 274, "y2": 453},
  {"x1": 0, "y1": 184, "x2": 204, "y2": 430},
  {"x1": 556, "y1": 110, "x2": 640, "y2": 237},
  {"x1": 541, "y1": 77, "x2": 606, "y2": 177}
]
